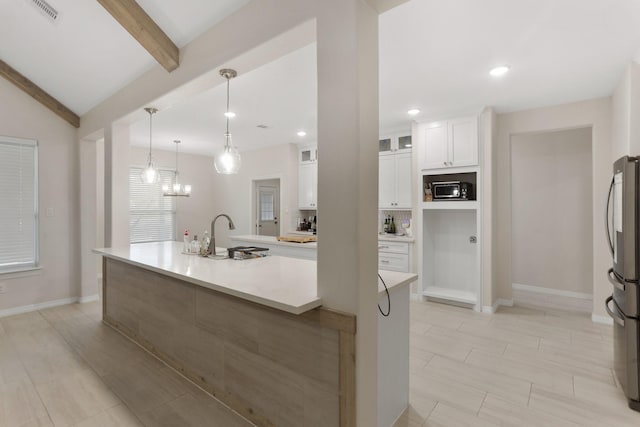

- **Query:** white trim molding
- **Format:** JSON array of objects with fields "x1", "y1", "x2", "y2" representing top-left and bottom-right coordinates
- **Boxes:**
[
  {"x1": 0, "y1": 295, "x2": 100, "y2": 318},
  {"x1": 512, "y1": 283, "x2": 592, "y2": 300},
  {"x1": 482, "y1": 298, "x2": 514, "y2": 314},
  {"x1": 592, "y1": 314, "x2": 614, "y2": 325},
  {"x1": 79, "y1": 294, "x2": 100, "y2": 303}
]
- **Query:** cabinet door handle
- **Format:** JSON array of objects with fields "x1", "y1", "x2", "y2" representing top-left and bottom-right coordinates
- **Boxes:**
[
  {"x1": 379, "y1": 246, "x2": 389, "y2": 249},
  {"x1": 443, "y1": 161, "x2": 447, "y2": 166},
  {"x1": 380, "y1": 260, "x2": 390, "y2": 264}
]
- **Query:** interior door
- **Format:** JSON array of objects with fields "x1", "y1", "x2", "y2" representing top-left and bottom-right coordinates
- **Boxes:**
[{"x1": 257, "y1": 184, "x2": 279, "y2": 236}]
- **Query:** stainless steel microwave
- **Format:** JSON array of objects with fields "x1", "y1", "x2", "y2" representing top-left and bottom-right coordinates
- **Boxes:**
[{"x1": 432, "y1": 181, "x2": 473, "y2": 200}]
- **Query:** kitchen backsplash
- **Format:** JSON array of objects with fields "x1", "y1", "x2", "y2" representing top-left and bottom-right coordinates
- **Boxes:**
[
  {"x1": 379, "y1": 210, "x2": 412, "y2": 236},
  {"x1": 291, "y1": 209, "x2": 413, "y2": 236}
]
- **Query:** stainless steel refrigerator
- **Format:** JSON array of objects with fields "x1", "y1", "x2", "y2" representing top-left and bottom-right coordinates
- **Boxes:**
[{"x1": 606, "y1": 155, "x2": 640, "y2": 411}]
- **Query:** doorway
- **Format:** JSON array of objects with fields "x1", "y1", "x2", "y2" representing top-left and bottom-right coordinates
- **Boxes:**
[
  {"x1": 254, "y1": 179, "x2": 280, "y2": 236},
  {"x1": 510, "y1": 127, "x2": 593, "y2": 311}
]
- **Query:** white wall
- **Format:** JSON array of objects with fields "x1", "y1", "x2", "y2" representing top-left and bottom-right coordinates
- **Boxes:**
[
  {"x1": 0, "y1": 77, "x2": 80, "y2": 312},
  {"x1": 511, "y1": 127, "x2": 593, "y2": 295},
  {"x1": 129, "y1": 143, "x2": 298, "y2": 248},
  {"x1": 612, "y1": 65, "x2": 631, "y2": 159},
  {"x1": 495, "y1": 98, "x2": 611, "y2": 317},
  {"x1": 479, "y1": 107, "x2": 496, "y2": 309},
  {"x1": 612, "y1": 61, "x2": 640, "y2": 158}
]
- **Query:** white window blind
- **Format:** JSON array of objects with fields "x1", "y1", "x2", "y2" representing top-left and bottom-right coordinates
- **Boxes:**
[
  {"x1": 129, "y1": 167, "x2": 176, "y2": 243},
  {"x1": 0, "y1": 137, "x2": 38, "y2": 272}
]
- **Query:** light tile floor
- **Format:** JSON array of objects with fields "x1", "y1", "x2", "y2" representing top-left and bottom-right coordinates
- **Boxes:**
[
  {"x1": 0, "y1": 302, "x2": 252, "y2": 427},
  {"x1": 1, "y1": 299, "x2": 639, "y2": 426},
  {"x1": 394, "y1": 300, "x2": 640, "y2": 427}
]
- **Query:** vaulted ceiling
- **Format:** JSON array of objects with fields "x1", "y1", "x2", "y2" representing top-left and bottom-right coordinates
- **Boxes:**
[{"x1": 2, "y1": 0, "x2": 640, "y2": 155}]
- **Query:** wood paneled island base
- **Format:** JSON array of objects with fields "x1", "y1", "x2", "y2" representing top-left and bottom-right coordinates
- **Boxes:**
[{"x1": 102, "y1": 258, "x2": 356, "y2": 427}]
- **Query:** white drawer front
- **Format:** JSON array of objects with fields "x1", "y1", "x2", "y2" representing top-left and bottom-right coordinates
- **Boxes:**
[
  {"x1": 378, "y1": 241, "x2": 409, "y2": 254},
  {"x1": 378, "y1": 253, "x2": 409, "y2": 272}
]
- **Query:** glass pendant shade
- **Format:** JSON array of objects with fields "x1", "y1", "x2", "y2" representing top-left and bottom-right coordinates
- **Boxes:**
[
  {"x1": 141, "y1": 107, "x2": 159, "y2": 184},
  {"x1": 215, "y1": 69, "x2": 241, "y2": 175},
  {"x1": 214, "y1": 133, "x2": 241, "y2": 174},
  {"x1": 163, "y1": 140, "x2": 191, "y2": 197},
  {"x1": 140, "y1": 158, "x2": 159, "y2": 184}
]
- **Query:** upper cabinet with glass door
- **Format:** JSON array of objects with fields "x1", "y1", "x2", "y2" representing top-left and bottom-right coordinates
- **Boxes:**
[
  {"x1": 379, "y1": 133, "x2": 412, "y2": 155},
  {"x1": 299, "y1": 145, "x2": 318, "y2": 163}
]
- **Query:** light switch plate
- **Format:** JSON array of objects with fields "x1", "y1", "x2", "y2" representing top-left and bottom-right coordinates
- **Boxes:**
[{"x1": 46, "y1": 207, "x2": 54, "y2": 217}]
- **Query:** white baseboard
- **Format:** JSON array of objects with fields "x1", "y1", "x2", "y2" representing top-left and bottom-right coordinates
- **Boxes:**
[
  {"x1": 0, "y1": 297, "x2": 78, "y2": 318},
  {"x1": 79, "y1": 294, "x2": 100, "y2": 303},
  {"x1": 482, "y1": 298, "x2": 514, "y2": 314},
  {"x1": 0, "y1": 294, "x2": 101, "y2": 318},
  {"x1": 410, "y1": 293, "x2": 422, "y2": 301},
  {"x1": 592, "y1": 314, "x2": 614, "y2": 325},
  {"x1": 512, "y1": 283, "x2": 592, "y2": 300}
]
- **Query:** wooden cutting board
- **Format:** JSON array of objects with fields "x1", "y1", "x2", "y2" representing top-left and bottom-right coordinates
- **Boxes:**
[{"x1": 277, "y1": 235, "x2": 317, "y2": 243}]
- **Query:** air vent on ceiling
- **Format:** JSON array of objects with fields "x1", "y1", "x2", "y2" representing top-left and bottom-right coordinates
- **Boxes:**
[{"x1": 29, "y1": 0, "x2": 59, "y2": 23}]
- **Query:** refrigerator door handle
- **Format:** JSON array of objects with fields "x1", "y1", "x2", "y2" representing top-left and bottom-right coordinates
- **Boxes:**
[
  {"x1": 608, "y1": 268, "x2": 625, "y2": 291},
  {"x1": 605, "y1": 176, "x2": 615, "y2": 256},
  {"x1": 606, "y1": 295, "x2": 625, "y2": 327}
]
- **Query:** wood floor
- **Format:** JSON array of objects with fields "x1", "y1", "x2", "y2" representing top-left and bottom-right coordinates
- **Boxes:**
[
  {"x1": 394, "y1": 300, "x2": 640, "y2": 427},
  {"x1": 1, "y1": 298, "x2": 638, "y2": 426}
]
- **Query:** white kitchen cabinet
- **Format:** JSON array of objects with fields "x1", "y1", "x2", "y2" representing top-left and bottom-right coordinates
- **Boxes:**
[
  {"x1": 298, "y1": 162, "x2": 317, "y2": 209},
  {"x1": 378, "y1": 239, "x2": 413, "y2": 273},
  {"x1": 298, "y1": 145, "x2": 318, "y2": 209},
  {"x1": 379, "y1": 134, "x2": 412, "y2": 154},
  {"x1": 419, "y1": 116, "x2": 478, "y2": 170},
  {"x1": 379, "y1": 151, "x2": 412, "y2": 209},
  {"x1": 299, "y1": 145, "x2": 318, "y2": 163}
]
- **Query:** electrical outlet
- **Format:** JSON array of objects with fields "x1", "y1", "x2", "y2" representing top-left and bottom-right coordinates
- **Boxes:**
[{"x1": 46, "y1": 207, "x2": 55, "y2": 217}]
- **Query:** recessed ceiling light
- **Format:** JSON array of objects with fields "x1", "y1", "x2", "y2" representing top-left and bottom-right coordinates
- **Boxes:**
[
  {"x1": 224, "y1": 111, "x2": 236, "y2": 118},
  {"x1": 297, "y1": 131, "x2": 307, "y2": 137},
  {"x1": 407, "y1": 109, "x2": 420, "y2": 116},
  {"x1": 489, "y1": 65, "x2": 510, "y2": 77}
]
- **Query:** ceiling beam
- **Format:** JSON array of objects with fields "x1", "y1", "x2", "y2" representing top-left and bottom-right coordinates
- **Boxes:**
[
  {"x1": 0, "y1": 60, "x2": 80, "y2": 128},
  {"x1": 97, "y1": 0, "x2": 179, "y2": 72}
]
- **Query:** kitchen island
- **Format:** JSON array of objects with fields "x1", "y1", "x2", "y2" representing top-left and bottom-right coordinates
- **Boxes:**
[{"x1": 94, "y1": 242, "x2": 416, "y2": 427}]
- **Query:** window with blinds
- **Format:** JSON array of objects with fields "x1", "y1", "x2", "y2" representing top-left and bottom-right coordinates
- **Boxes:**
[
  {"x1": 129, "y1": 167, "x2": 176, "y2": 243},
  {"x1": 0, "y1": 137, "x2": 38, "y2": 273}
]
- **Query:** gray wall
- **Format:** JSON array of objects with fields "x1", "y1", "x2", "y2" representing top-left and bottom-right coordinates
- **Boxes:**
[{"x1": 511, "y1": 127, "x2": 593, "y2": 294}]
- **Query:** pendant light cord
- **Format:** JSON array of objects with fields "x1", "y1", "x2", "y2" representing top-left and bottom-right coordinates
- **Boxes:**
[
  {"x1": 225, "y1": 76, "x2": 230, "y2": 138},
  {"x1": 148, "y1": 110, "x2": 154, "y2": 163},
  {"x1": 175, "y1": 141, "x2": 179, "y2": 177}
]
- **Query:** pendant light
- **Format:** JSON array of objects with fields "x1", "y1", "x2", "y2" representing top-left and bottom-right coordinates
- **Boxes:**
[
  {"x1": 140, "y1": 107, "x2": 160, "y2": 184},
  {"x1": 214, "y1": 68, "x2": 241, "y2": 174},
  {"x1": 163, "y1": 140, "x2": 192, "y2": 197}
]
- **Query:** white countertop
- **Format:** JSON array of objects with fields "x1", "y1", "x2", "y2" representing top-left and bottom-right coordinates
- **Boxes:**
[
  {"x1": 377, "y1": 270, "x2": 417, "y2": 295},
  {"x1": 230, "y1": 234, "x2": 318, "y2": 249},
  {"x1": 377, "y1": 234, "x2": 415, "y2": 243},
  {"x1": 94, "y1": 241, "x2": 416, "y2": 315},
  {"x1": 94, "y1": 242, "x2": 320, "y2": 315}
]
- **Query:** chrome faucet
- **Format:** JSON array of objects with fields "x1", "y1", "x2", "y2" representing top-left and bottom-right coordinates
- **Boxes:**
[{"x1": 210, "y1": 214, "x2": 236, "y2": 256}]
